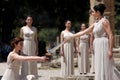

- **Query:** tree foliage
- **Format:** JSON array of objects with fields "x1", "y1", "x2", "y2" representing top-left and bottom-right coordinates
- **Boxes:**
[
  {"x1": 0, "y1": 0, "x2": 90, "y2": 44},
  {"x1": 0, "y1": 0, "x2": 120, "y2": 43},
  {"x1": 114, "y1": 0, "x2": 120, "y2": 34},
  {"x1": 115, "y1": 0, "x2": 120, "y2": 34},
  {"x1": 38, "y1": 28, "x2": 59, "y2": 45}
]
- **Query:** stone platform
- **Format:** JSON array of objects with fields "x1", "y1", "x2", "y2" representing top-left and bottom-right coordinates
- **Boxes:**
[{"x1": 50, "y1": 74, "x2": 95, "y2": 80}]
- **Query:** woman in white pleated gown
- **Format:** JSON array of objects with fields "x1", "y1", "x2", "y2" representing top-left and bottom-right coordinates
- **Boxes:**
[
  {"x1": 93, "y1": 18, "x2": 120, "y2": 80},
  {"x1": 1, "y1": 37, "x2": 46, "y2": 80},
  {"x1": 68, "y1": 3, "x2": 120, "y2": 80},
  {"x1": 77, "y1": 23, "x2": 90, "y2": 74},
  {"x1": 20, "y1": 16, "x2": 38, "y2": 79},
  {"x1": 60, "y1": 20, "x2": 76, "y2": 76}
]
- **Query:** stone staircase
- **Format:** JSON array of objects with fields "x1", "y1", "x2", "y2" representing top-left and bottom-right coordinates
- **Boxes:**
[
  {"x1": 49, "y1": 47, "x2": 120, "y2": 80},
  {"x1": 37, "y1": 47, "x2": 120, "y2": 80}
]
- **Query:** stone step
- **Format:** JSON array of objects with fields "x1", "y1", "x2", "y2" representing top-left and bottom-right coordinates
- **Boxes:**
[
  {"x1": 50, "y1": 74, "x2": 94, "y2": 80},
  {"x1": 113, "y1": 53, "x2": 120, "y2": 58}
]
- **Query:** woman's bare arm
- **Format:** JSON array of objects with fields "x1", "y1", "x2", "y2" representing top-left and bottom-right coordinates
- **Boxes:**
[
  {"x1": 11, "y1": 53, "x2": 46, "y2": 62},
  {"x1": 76, "y1": 37, "x2": 80, "y2": 53},
  {"x1": 20, "y1": 28, "x2": 23, "y2": 38},
  {"x1": 89, "y1": 33, "x2": 94, "y2": 52},
  {"x1": 60, "y1": 31, "x2": 64, "y2": 56},
  {"x1": 34, "y1": 28, "x2": 38, "y2": 56},
  {"x1": 73, "y1": 24, "x2": 94, "y2": 38},
  {"x1": 102, "y1": 19, "x2": 113, "y2": 59}
]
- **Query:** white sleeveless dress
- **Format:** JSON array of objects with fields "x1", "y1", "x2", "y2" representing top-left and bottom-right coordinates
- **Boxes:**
[
  {"x1": 21, "y1": 26, "x2": 38, "y2": 79},
  {"x1": 93, "y1": 18, "x2": 120, "y2": 80},
  {"x1": 1, "y1": 52, "x2": 21, "y2": 80},
  {"x1": 61, "y1": 31, "x2": 74, "y2": 76},
  {"x1": 78, "y1": 34, "x2": 89, "y2": 74}
]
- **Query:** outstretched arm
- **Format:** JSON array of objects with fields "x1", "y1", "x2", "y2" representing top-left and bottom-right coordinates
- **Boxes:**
[
  {"x1": 11, "y1": 53, "x2": 46, "y2": 62},
  {"x1": 64, "y1": 24, "x2": 94, "y2": 42},
  {"x1": 73, "y1": 24, "x2": 94, "y2": 38}
]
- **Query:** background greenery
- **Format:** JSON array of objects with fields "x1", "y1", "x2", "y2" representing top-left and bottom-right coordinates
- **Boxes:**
[{"x1": 0, "y1": 0, "x2": 120, "y2": 46}]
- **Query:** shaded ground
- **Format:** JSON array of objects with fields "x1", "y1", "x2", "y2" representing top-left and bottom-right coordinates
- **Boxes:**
[
  {"x1": 0, "y1": 62, "x2": 94, "y2": 80},
  {"x1": 0, "y1": 52, "x2": 120, "y2": 80}
]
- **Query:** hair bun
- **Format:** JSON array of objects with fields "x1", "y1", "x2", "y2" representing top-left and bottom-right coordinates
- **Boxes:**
[
  {"x1": 98, "y1": 3, "x2": 106, "y2": 11},
  {"x1": 93, "y1": 3, "x2": 106, "y2": 15}
]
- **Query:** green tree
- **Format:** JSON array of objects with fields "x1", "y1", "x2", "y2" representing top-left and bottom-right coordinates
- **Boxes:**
[
  {"x1": 115, "y1": 0, "x2": 120, "y2": 34},
  {"x1": 38, "y1": 28, "x2": 59, "y2": 45},
  {"x1": 0, "y1": 0, "x2": 90, "y2": 44}
]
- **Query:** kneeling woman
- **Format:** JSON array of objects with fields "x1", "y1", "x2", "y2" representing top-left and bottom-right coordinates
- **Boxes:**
[{"x1": 1, "y1": 37, "x2": 46, "y2": 80}]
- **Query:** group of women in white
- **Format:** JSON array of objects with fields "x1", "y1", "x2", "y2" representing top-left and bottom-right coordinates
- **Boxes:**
[
  {"x1": 60, "y1": 3, "x2": 120, "y2": 80},
  {"x1": 60, "y1": 20, "x2": 93, "y2": 76},
  {"x1": 1, "y1": 3, "x2": 120, "y2": 80}
]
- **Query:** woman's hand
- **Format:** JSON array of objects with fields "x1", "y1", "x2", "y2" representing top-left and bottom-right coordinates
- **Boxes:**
[
  {"x1": 89, "y1": 45, "x2": 94, "y2": 54},
  {"x1": 40, "y1": 56, "x2": 47, "y2": 62},
  {"x1": 77, "y1": 52, "x2": 81, "y2": 56},
  {"x1": 60, "y1": 51, "x2": 64, "y2": 56},
  {"x1": 77, "y1": 49, "x2": 81, "y2": 55},
  {"x1": 108, "y1": 51, "x2": 113, "y2": 60}
]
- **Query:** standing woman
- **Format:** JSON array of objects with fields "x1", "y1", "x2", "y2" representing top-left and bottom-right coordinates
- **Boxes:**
[
  {"x1": 20, "y1": 15, "x2": 38, "y2": 79},
  {"x1": 77, "y1": 23, "x2": 90, "y2": 74},
  {"x1": 60, "y1": 20, "x2": 76, "y2": 76},
  {"x1": 67, "y1": 3, "x2": 120, "y2": 80}
]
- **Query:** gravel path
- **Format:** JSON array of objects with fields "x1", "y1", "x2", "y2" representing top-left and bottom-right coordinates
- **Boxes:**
[{"x1": 0, "y1": 62, "x2": 89, "y2": 80}]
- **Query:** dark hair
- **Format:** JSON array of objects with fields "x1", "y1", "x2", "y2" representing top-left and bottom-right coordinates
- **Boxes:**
[
  {"x1": 93, "y1": 3, "x2": 106, "y2": 15},
  {"x1": 11, "y1": 37, "x2": 24, "y2": 48},
  {"x1": 65, "y1": 20, "x2": 71, "y2": 24},
  {"x1": 26, "y1": 15, "x2": 33, "y2": 19},
  {"x1": 24, "y1": 14, "x2": 33, "y2": 20}
]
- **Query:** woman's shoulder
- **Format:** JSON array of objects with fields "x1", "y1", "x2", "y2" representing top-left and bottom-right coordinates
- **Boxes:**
[
  {"x1": 7, "y1": 52, "x2": 20, "y2": 63},
  {"x1": 8, "y1": 51, "x2": 14, "y2": 56},
  {"x1": 61, "y1": 30, "x2": 65, "y2": 34},
  {"x1": 7, "y1": 52, "x2": 14, "y2": 61},
  {"x1": 21, "y1": 26, "x2": 26, "y2": 30},
  {"x1": 101, "y1": 17, "x2": 109, "y2": 23},
  {"x1": 9, "y1": 52, "x2": 19, "y2": 58},
  {"x1": 8, "y1": 51, "x2": 15, "y2": 57}
]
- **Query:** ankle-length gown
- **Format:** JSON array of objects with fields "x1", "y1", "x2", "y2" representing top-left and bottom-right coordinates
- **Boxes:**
[
  {"x1": 78, "y1": 34, "x2": 89, "y2": 74},
  {"x1": 1, "y1": 52, "x2": 21, "y2": 80},
  {"x1": 93, "y1": 18, "x2": 120, "y2": 80},
  {"x1": 61, "y1": 31, "x2": 74, "y2": 76},
  {"x1": 21, "y1": 26, "x2": 38, "y2": 79}
]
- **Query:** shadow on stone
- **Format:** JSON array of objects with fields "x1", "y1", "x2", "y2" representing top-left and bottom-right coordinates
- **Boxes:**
[{"x1": 0, "y1": 76, "x2": 3, "y2": 79}]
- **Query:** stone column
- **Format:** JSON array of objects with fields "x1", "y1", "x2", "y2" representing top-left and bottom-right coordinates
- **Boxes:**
[
  {"x1": 89, "y1": 0, "x2": 96, "y2": 25},
  {"x1": 89, "y1": 0, "x2": 96, "y2": 74},
  {"x1": 89, "y1": 0, "x2": 114, "y2": 33},
  {"x1": 103, "y1": 0, "x2": 114, "y2": 33}
]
